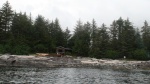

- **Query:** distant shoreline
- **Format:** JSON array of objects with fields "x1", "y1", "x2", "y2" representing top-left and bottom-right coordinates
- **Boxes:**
[{"x1": 0, "y1": 55, "x2": 150, "y2": 70}]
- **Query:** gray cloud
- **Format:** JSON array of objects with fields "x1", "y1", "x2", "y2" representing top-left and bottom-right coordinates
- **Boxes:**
[{"x1": 0, "y1": 0, "x2": 150, "y2": 31}]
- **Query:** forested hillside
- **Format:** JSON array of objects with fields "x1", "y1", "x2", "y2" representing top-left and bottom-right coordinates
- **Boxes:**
[{"x1": 0, "y1": 1, "x2": 150, "y2": 60}]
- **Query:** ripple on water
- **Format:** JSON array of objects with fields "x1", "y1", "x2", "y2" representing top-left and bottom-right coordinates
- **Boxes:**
[{"x1": 0, "y1": 67, "x2": 150, "y2": 84}]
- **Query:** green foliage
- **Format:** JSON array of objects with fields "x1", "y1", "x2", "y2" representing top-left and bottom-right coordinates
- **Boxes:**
[
  {"x1": 72, "y1": 20, "x2": 91, "y2": 56},
  {"x1": 141, "y1": 21, "x2": 150, "y2": 51},
  {"x1": 0, "y1": 44, "x2": 12, "y2": 54},
  {"x1": 98, "y1": 24, "x2": 110, "y2": 54},
  {"x1": 34, "y1": 44, "x2": 48, "y2": 53},
  {"x1": 89, "y1": 48, "x2": 101, "y2": 59},
  {"x1": 0, "y1": 1, "x2": 13, "y2": 44},
  {"x1": 0, "y1": 44, "x2": 5, "y2": 54},
  {"x1": 0, "y1": 1, "x2": 150, "y2": 61},
  {"x1": 4, "y1": 44, "x2": 12, "y2": 53},
  {"x1": 64, "y1": 27, "x2": 71, "y2": 47},
  {"x1": 105, "y1": 50, "x2": 119, "y2": 59},
  {"x1": 134, "y1": 29, "x2": 143, "y2": 48},
  {"x1": 49, "y1": 19, "x2": 65, "y2": 47},
  {"x1": 0, "y1": 43, "x2": 30, "y2": 55},
  {"x1": 11, "y1": 45, "x2": 30, "y2": 55},
  {"x1": 90, "y1": 19, "x2": 98, "y2": 57},
  {"x1": 110, "y1": 20, "x2": 118, "y2": 50},
  {"x1": 132, "y1": 49, "x2": 148, "y2": 60}
]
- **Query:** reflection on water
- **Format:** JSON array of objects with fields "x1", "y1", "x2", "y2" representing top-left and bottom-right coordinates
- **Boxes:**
[{"x1": 0, "y1": 67, "x2": 150, "y2": 84}]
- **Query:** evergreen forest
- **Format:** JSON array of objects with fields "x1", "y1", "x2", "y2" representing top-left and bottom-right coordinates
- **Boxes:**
[{"x1": 0, "y1": 1, "x2": 150, "y2": 60}]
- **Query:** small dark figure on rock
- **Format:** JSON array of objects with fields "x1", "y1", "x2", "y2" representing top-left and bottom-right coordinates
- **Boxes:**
[{"x1": 11, "y1": 60, "x2": 16, "y2": 66}]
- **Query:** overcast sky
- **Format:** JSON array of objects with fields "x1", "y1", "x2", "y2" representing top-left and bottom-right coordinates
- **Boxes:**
[{"x1": 0, "y1": 0, "x2": 150, "y2": 31}]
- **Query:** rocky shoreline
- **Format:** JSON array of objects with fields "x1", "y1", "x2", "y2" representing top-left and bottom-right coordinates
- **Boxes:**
[{"x1": 0, "y1": 55, "x2": 150, "y2": 70}]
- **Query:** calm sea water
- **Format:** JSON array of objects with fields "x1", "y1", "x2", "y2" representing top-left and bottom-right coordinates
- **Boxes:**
[{"x1": 0, "y1": 67, "x2": 150, "y2": 84}]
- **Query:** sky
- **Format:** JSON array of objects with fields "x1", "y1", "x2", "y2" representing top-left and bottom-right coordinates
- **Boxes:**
[{"x1": 0, "y1": 0, "x2": 150, "y2": 31}]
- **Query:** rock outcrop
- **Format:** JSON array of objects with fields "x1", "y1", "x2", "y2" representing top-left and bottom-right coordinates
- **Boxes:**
[{"x1": 0, "y1": 55, "x2": 150, "y2": 70}]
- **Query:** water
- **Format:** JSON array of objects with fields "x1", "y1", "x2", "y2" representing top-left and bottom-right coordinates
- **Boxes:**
[{"x1": 0, "y1": 67, "x2": 150, "y2": 84}]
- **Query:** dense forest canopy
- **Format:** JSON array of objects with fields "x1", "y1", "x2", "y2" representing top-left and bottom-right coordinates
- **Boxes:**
[{"x1": 0, "y1": 1, "x2": 150, "y2": 60}]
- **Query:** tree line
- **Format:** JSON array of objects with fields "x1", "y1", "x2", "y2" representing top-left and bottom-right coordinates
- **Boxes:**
[
  {"x1": 72, "y1": 19, "x2": 150, "y2": 60},
  {"x1": 0, "y1": 1, "x2": 150, "y2": 60}
]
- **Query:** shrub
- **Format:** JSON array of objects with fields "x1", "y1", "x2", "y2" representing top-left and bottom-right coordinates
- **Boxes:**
[
  {"x1": 4, "y1": 44, "x2": 12, "y2": 53},
  {"x1": 132, "y1": 49, "x2": 148, "y2": 60},
  {"x1": 105, "y1": 50, "x2": 119, "y2": 59},
  {"x1": 0, "y1": 44, "x2": 12, "y2": 54},
  {"x1": 12, "y1": 45, "x2": 30, "y2": 55},
  {"x1": 0, "y1": 44, "x2": 5, "y2": 54},
  {"x1": 34, "y1": 44, "x2": 48, "y2": 53}
]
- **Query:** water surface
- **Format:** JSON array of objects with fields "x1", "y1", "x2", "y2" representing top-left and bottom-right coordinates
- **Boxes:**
[{"x1": 0, "y1": 67, "x2": 150, "y2": 84}]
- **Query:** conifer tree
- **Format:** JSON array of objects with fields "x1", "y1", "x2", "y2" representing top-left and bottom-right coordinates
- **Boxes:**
[
  {"x1": 141, "y1": 21, "x2": 150, "y2": 51},
  {"x1": 64, "y1": 27, "x2": 71, "y2": 47},
  {"x1": 0, "y1": 1, "x2": 13, "y2": 44},
  {"x1": 89, "y1": 19, "x2": 98, "y2": 57},
  {"x1": 97, "y1": 23, "x2": 109, "y2": 58},
  {"x1": 110, "y1": 20, "x2": 118, "y2": 50}
]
